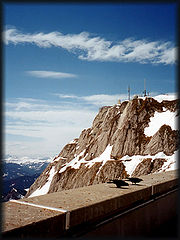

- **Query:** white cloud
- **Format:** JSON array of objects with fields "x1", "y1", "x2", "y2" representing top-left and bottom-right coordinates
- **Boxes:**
[
  {"x1": 5, "y1": 93, "x2": 127, "y2": 157},
  {"x1": 82, "y1": 94, "x2": 128, "y2": 105},
  {"x1": 53, "y1": 94, "x2": 79, "y2": 99},
  {"x1": 55, "y1": 93, "x2": 128, "y2": 106},
  {"x1": 5, "y1": 126, "x2": 82, "y2": 158},
  {"x1": 5, "y1": 92, "x2": 176, "y2": 157},
  {"x1": 26, "y1": 70, "x2": 77, "y2": 79},
  {"x1": 5, "y1": 97, "x2": 97, "y2": 157},
  {"x1": 155, "y1": 47, "x2": 177, "y2": 65},
  {"x1": 4, "y1": 27, "x2": 176, "y2": 65},
  {"x1": 6, "y1": 110, "x2": 95, "y2": 126},
  {"x1": 5, "y1": 98, "x2": 53, "y2": 111}
]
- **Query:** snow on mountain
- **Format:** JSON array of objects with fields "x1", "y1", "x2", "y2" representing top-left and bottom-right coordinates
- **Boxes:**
[
  {"x1": 26, "y1": 94, "x2": 179, "y2": 198},
  {"x1": 3, "y1": 187, "x2": 26, "y2": 202},
  {"x1": 144, "y1": 110, "x2": 177, "y2": 136},
  {"x1": 3, "y1": 155, "x2": 53, "y2": 183},
  {"x1": 4, "y1": 154, "x2": 53, "y2": 164},
  {"x1": 121, "y1": 150, "x2": 178, "y2": 176},
  {"x1": 2, "y1": 155, "x2": 53, "y2": 201},
  {"x1": 27, "y1": 166, "x2": 56, "y2": 198},
  {"x1": 138, "y1": 93, "x2": 177, "y2": 102},
  {"x1": 153, "y1": 93, "x2": 177, "y2": 102}
]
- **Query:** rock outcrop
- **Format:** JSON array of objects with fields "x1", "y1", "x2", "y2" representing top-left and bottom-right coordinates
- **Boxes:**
[
  {"x1": 131, "y1": 158, "x2": 167, "y2": 177},
  {"x1": 26, "y1": 96, "x2": 179, "y2": 198}
]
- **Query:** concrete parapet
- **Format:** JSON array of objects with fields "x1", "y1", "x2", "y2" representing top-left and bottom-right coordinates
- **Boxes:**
[
  {"x1": 2, "y1": 201, "x2": 66, "y2": 238},
  {"x1": 69, "y1": 186, "x2": 152, "y2": 228},
  {"x1": 2, "y1": 170, "x2": 178, "y2": 238},
  {"x1": 152, "y1": 179, "x2": 178, "y2": 195}
]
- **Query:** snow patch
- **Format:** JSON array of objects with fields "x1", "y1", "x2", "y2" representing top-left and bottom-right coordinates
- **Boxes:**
[
  {"x1": 53, "y1": 156, "x2": 67, "y2": 162},
  {"x1": 153, "y1": 93, "x2": 177, "y2": 102},
  {"x1": 121, "y1": 155, "x2": 142, "y2": 176},
  {"x1": 158, "y1": 150, "x2": 178, "y2": 172},
  {"x1": 144, "y1": 110, "x2": 177, "y2": 137},
  {"x1": 121, "y1": 151, "x2": 178, "y2": 176},
  {"x1": 86, "y1": 145, "x2": 113, "y2": 171},
  {"x1": 59, "y1": 150, "x2": 86, "y2": 173},
  {"x1": 68, "y1": 139, "x2": 77, "y2": 144},
  {"x1": 137, "y1": 93, "x2": 177, "y2": 103},
  {"x1": 58, "y1": 145, "x2": 113, "y2": 174},
  {"x1": 3, "y1": 173, "x2": 8, "y2": 177},
  {"x1": 57, "y1": 142, "x2": 178, "y2": 178},
  {"x1": 28, "y1": 166, "x2": 56, "y2": 198}
]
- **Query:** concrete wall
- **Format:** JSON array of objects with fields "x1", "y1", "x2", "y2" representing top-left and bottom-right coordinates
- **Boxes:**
[
  {"x1": 2, "y1": 170, "x2": 178, "y2": 238},
  {"x1": 80, "y1": 190, "x2": 178, "y2": 237}
]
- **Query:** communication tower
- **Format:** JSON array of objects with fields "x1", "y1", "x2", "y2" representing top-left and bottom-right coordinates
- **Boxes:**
[
  {"x1": 128, "y1": 85, "x2": 130, "y2": 101},
  {"x1": 143, "y1": 79, "x2": 147, "y2": 97}
]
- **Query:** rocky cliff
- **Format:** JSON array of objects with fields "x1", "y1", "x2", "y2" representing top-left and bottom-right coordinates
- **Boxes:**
[{"x1": 26, "y1": 95, "x2": 179, "y2": 198}]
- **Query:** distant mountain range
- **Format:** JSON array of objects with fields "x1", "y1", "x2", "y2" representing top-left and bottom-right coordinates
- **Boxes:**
[{"x1": 2, "y1": 155, "x2": 52, "y2": 201}]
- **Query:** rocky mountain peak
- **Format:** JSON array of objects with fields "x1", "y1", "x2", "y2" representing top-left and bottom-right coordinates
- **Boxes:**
[{"x1": 25, "y1": 95, "x2": 179, "y2": 198}]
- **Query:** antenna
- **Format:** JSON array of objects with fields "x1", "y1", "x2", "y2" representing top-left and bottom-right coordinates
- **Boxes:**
[
  {"x1": 128, "y1": 85, "x2": 130, "y2": 101},
  {"x1": 144, "y1": 79, "x2": 147, "y2": 97}
]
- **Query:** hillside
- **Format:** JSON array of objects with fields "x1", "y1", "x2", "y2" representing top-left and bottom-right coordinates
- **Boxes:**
[{"x1": 25, "y1": 95, "x2": 179, "y2": 198}]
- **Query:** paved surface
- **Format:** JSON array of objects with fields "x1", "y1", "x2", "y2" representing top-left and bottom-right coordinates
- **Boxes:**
[
  {"x1": 17, "y1": 170, "x2": 177, "y2": 208},
  {"x1": 2, "y1": 170, "x2": 178, "y2": 236},
  {"x1": 2, "y1": 201, "x2": 63, "y2": 232}
]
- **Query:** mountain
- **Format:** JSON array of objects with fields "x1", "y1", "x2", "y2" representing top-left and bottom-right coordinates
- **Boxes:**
[
  {"x1": 2, "y1": 188, "x2": 27, "y2": 202},
  {"x1": 2, "y1": 156, "x2": 52, "y2": 201},
  {"x1": 26, "y1": 95, "x2": 179, "y2": 198}
]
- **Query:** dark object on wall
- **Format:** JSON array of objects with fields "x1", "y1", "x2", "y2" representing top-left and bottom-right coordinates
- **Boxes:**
[
  {"x1": 126, "y1": 177, "x2": 143, "y2": 184},
  {"x1": 107, "y1": 179, "x2": 129, "y2": 188}
]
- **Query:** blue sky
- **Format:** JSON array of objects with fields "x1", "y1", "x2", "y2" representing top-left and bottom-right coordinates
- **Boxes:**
[{"x1": 3, "y1": 3, "x2": 177, "y2": 157}]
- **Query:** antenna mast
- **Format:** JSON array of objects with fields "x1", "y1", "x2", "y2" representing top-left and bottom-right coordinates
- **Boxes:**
[
  {"x1": 144, "y1": 79, "x2": 147, "y2": 97},
  {"x1": 128, "y1": 85, "x2": 130, "y2": 101}
]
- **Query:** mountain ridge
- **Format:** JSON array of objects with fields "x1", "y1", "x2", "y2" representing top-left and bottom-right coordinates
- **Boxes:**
[{"x1": 25, "y1": 95, "x2": 179, "y2": 198}]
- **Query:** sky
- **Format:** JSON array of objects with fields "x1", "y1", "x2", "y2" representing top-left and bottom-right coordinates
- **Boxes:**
[{"x1": 3, "y1": 3, "x2": 177, "y2": 158}]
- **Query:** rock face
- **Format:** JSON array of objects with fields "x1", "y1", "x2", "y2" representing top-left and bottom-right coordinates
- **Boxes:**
[
  {"x1": 26, "y1": 96, "x2": 179, "y2": 198},
  {"x1": 131, "y1": 158, "x2": 167, "y2": 177}
]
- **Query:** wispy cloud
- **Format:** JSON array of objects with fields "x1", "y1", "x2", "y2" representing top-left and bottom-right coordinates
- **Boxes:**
[
  {"x1": 55, "y1": 93, "x2": 128, "y2": 106},
  {"x1": 5, "y1": 97, "x2": 97, "y2": 157},
  {"x1": 5, "y1": 92, "x2": 176, "y2": 157},
  {"x1": 5, "y1": 93, "x2": 129, "y2": 157},
  {"x1": 26, "y1": 70, "x2": 77, "y2": 79},
  {"x1": 4, "y1": 27, "x2": 176, "y2": 65}
]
